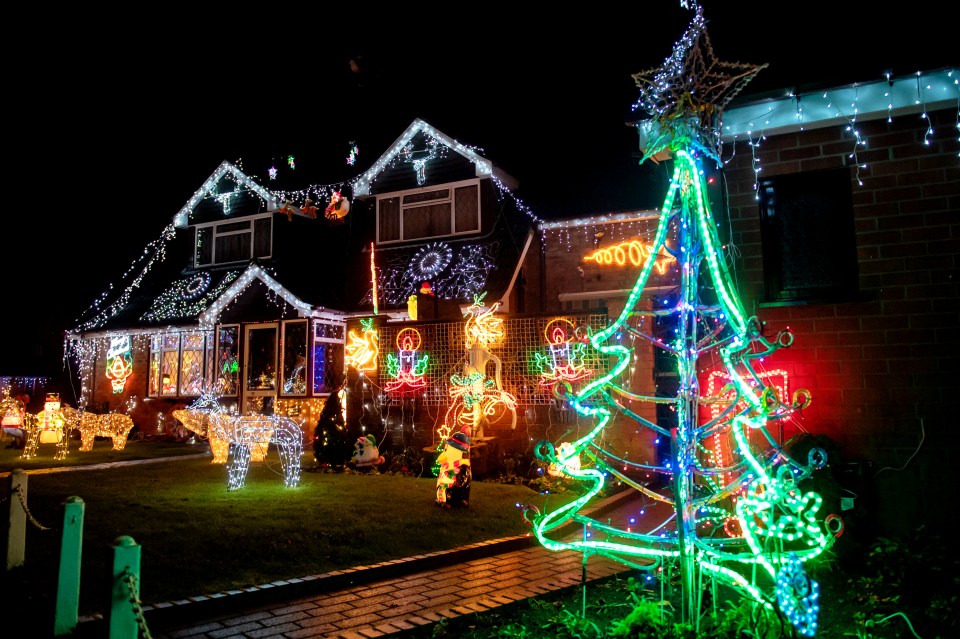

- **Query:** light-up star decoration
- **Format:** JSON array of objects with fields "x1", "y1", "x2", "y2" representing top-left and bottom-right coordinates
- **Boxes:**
[
  {"x1": 531, "y1": 4, "x2": 834, "y2": 635},
  {"x1": 384, "y1": 328, "x2": 429, "y2": 394},
  {"x1": 268, "y1": 166, "x2": 278, "y2": 180},
  {"x1": 630, "y1": 1, "x2": 767, "y2": 163}
]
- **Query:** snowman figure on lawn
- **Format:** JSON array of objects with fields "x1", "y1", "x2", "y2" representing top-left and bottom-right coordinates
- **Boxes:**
[{"x1": 350, "y1": 434, "x2": 385, "y2": 470}]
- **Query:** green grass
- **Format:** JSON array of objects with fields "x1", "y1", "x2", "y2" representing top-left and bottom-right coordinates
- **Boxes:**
[{"x1": 1, "y1": 439, "x2": 574, "y2": 620}]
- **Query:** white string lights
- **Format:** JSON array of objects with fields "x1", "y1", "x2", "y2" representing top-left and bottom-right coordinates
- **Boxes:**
[{"x1": 720, "y1": 67, "x2": 959, "y2": 190}]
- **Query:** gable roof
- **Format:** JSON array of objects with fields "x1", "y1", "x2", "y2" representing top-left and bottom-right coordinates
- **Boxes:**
[
  {"x1": 173, "y1": 161, "x2": 280, "y2": 228},
  {"x1": 353, "y1": 118, "x2": 518, "y2": 196}
]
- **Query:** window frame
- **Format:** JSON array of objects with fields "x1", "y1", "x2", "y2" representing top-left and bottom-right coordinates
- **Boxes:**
[
  {"x1": 757, "y1": 167, "x2": 860, "y2": 305},
  {"x1": 193, "y1": 213, "x2": 273, "y2": 267},
  {"x1": 147, "y1": 330, "x2": 214, "y2": 398},
  {"x1": 375, "y1": 178, "x2": 480, "y2": 245}
]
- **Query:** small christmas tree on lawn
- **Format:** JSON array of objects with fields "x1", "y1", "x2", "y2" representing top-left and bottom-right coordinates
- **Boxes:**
[{"x1": 532, "y1": 3, "x2": 836, "y2": 635}]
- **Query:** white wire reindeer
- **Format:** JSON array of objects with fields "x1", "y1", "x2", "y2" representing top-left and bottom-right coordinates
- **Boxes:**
[{"x1": 207, "y1": 413, "x2": 304, "y2": 490}]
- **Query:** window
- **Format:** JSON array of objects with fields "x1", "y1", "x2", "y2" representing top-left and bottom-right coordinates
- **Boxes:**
[
  {"x1": 312, "y1": 319, "x2": 345, "y2": 395},
  {"x1": 376, "y1": 180, "x2": 480, "y2": 244},
  {"x1": 148, "y1": 331, "x2": 214, "y2": 398},
  {"x1": 280, "y1": 320, "x2": 308, "y2": 396},
  {"x1": 194, "y1": 214, "x2": 272, "y2": 266},
  {"x1": 758, "y1": 168, "x2": 859, "y2": 304},
  {"x1": 215, "y1": 325, "x2": 239, "y2": 396}
]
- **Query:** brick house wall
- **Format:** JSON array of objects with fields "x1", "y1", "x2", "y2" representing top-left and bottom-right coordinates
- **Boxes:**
[{"x1": 719, "y1": 107, "x2": 958, "y2": 536}]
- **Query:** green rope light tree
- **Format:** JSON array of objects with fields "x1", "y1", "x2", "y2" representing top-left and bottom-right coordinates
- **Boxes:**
[{"x1": 531, "y1": 3, "x2": 837, "y2": 635}]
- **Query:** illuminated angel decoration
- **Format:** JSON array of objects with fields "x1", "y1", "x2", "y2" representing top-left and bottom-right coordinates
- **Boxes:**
[{"x1": 345, "y1": 318, "x2": 379, "y2": 373}]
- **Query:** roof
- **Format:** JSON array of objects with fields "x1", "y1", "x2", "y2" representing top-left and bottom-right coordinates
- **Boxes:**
[{"x1": 68, "y1": 119, "x2": 534, "y2": 336}]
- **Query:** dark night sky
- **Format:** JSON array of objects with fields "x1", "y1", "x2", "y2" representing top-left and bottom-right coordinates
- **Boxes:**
[{"x1": 5, "y1": 3, "x2": 955, "y2": 378}]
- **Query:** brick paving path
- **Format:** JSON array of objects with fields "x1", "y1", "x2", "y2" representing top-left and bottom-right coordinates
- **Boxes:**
[{"x1": 124, "y1": 490, "x2": 661, "y2": 639}]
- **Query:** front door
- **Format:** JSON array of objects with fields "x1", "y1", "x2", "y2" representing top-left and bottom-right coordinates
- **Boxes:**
[{"x1": 243, "y1": 323, "x2": 278, "y2": 414}]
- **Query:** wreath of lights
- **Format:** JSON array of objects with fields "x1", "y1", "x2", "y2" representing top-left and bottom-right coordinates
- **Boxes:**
[
  {"x1": 409, "y1": 242, "x2": 453, "y2": 282},
  {"x1": 181, "y1": 272, "x2": 212, "y2": 300}
]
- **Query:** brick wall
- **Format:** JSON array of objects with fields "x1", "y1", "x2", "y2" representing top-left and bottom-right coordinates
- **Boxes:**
[{"x1": 720, "y1": 107, "x2": 959, "y2": 535}]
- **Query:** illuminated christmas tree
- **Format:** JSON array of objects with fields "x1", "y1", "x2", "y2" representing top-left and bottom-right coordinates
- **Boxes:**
[{"x1": 532, "y1": 3, "x2": 836, "y2": 635}]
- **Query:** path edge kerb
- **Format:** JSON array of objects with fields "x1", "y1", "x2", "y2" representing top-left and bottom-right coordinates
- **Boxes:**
[{"x1": 77, "y1": 488, "x2": 633, "y2": 634}]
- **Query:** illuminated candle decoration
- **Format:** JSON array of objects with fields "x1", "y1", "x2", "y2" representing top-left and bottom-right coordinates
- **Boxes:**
[
  {"x1": 384, "y1": 328, "x2": 429, "y2": 394},
  {"x1": 345, "y1": 318, "x2": 379, "y2": 372},
  {"x1": 529, "y1": 4, "x2": 834, "y2": 634},
  {"x1": 105, "y1": 336, "x2": 134, "y2": 394},
  {"x1": 532, "y1": 318, "x2": 593, "y2": 392},
  {"x1": 583, "y1": 239, "x2": 677, "y2": 275},
  {"x1": 370, "y1": 242, "x2": 379, "y2": 315}
]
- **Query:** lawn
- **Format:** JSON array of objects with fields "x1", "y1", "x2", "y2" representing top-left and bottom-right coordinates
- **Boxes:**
[
  {"x1": 0, "y1": 438, "x2": 576, "y2": 623},
  {"x1": 3, "y1": 438, "x2": 956, "y2": 639}
]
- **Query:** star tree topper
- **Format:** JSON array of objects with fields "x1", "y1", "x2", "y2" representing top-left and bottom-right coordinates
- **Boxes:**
[{"x1": 630, "y1": 1, "x2": 767, "y2": 163}]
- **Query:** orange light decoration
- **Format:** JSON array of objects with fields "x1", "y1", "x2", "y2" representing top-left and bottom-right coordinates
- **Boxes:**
[
  {"x1": 21, "y1": 393, "x2": 68, "y2": 460},
  {"x1": 438, "y1": 293, "x2": 517, "y2": 443},
  {"x1": 105, "y1": 336, "x2": 134, "y2": 394},
  {"x1": 345, "y1": 318, "x2": 379, "y2": 373},
  {"x1": 533, "y1": 318, "x2": 593, "y2": 391},
  {"x1": 583, "y1": 239, "x2": 677, "y2": 275},
  {"x1": 61, "y1": 406, "x2": 135, "y2": 452},
  {"x1": 370, "y1": 242, "x2": 379, "y2": 315},
  {"x1": 384, "y1": 328, "x2": 429, "y2": 394},
  {"x1": 464, "y1": 292, "x2": 505, "y2": 349}
]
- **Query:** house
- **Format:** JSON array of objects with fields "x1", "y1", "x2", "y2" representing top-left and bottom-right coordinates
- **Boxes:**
[
  {"x1": 64, "y1": 67, "x2": 957, "y2": 537},
  {"x1": 66, "y1": 119, "x2": 631, "y2": 463}
]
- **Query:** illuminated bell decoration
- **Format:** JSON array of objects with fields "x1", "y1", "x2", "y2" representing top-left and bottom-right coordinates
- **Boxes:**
[{"x1": 105, "y1": 336, "x2": 134, "y2": 394}]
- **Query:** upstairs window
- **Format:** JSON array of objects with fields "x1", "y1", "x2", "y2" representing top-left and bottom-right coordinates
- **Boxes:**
[
  {"x1": 758, "y1": 168, "x2": 859, "y2": 304},
  {"x1": 377, "y1": 179, "x2": 479, "y2": 244},
  {"x1": 194, "y1": 215, "x2": 272, "y2": 266}
]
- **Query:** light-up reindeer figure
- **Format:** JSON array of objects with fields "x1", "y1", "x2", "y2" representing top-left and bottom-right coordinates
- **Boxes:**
[
  {"x1": 172, "y1": 391, "x2": 238, "y2": 464},
  {"x1": 440, "y1": 293, "x2": 517, "y2": 444},
  {"x1": 401, "y1": 139, "x2": 439, "y2": 185}
]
